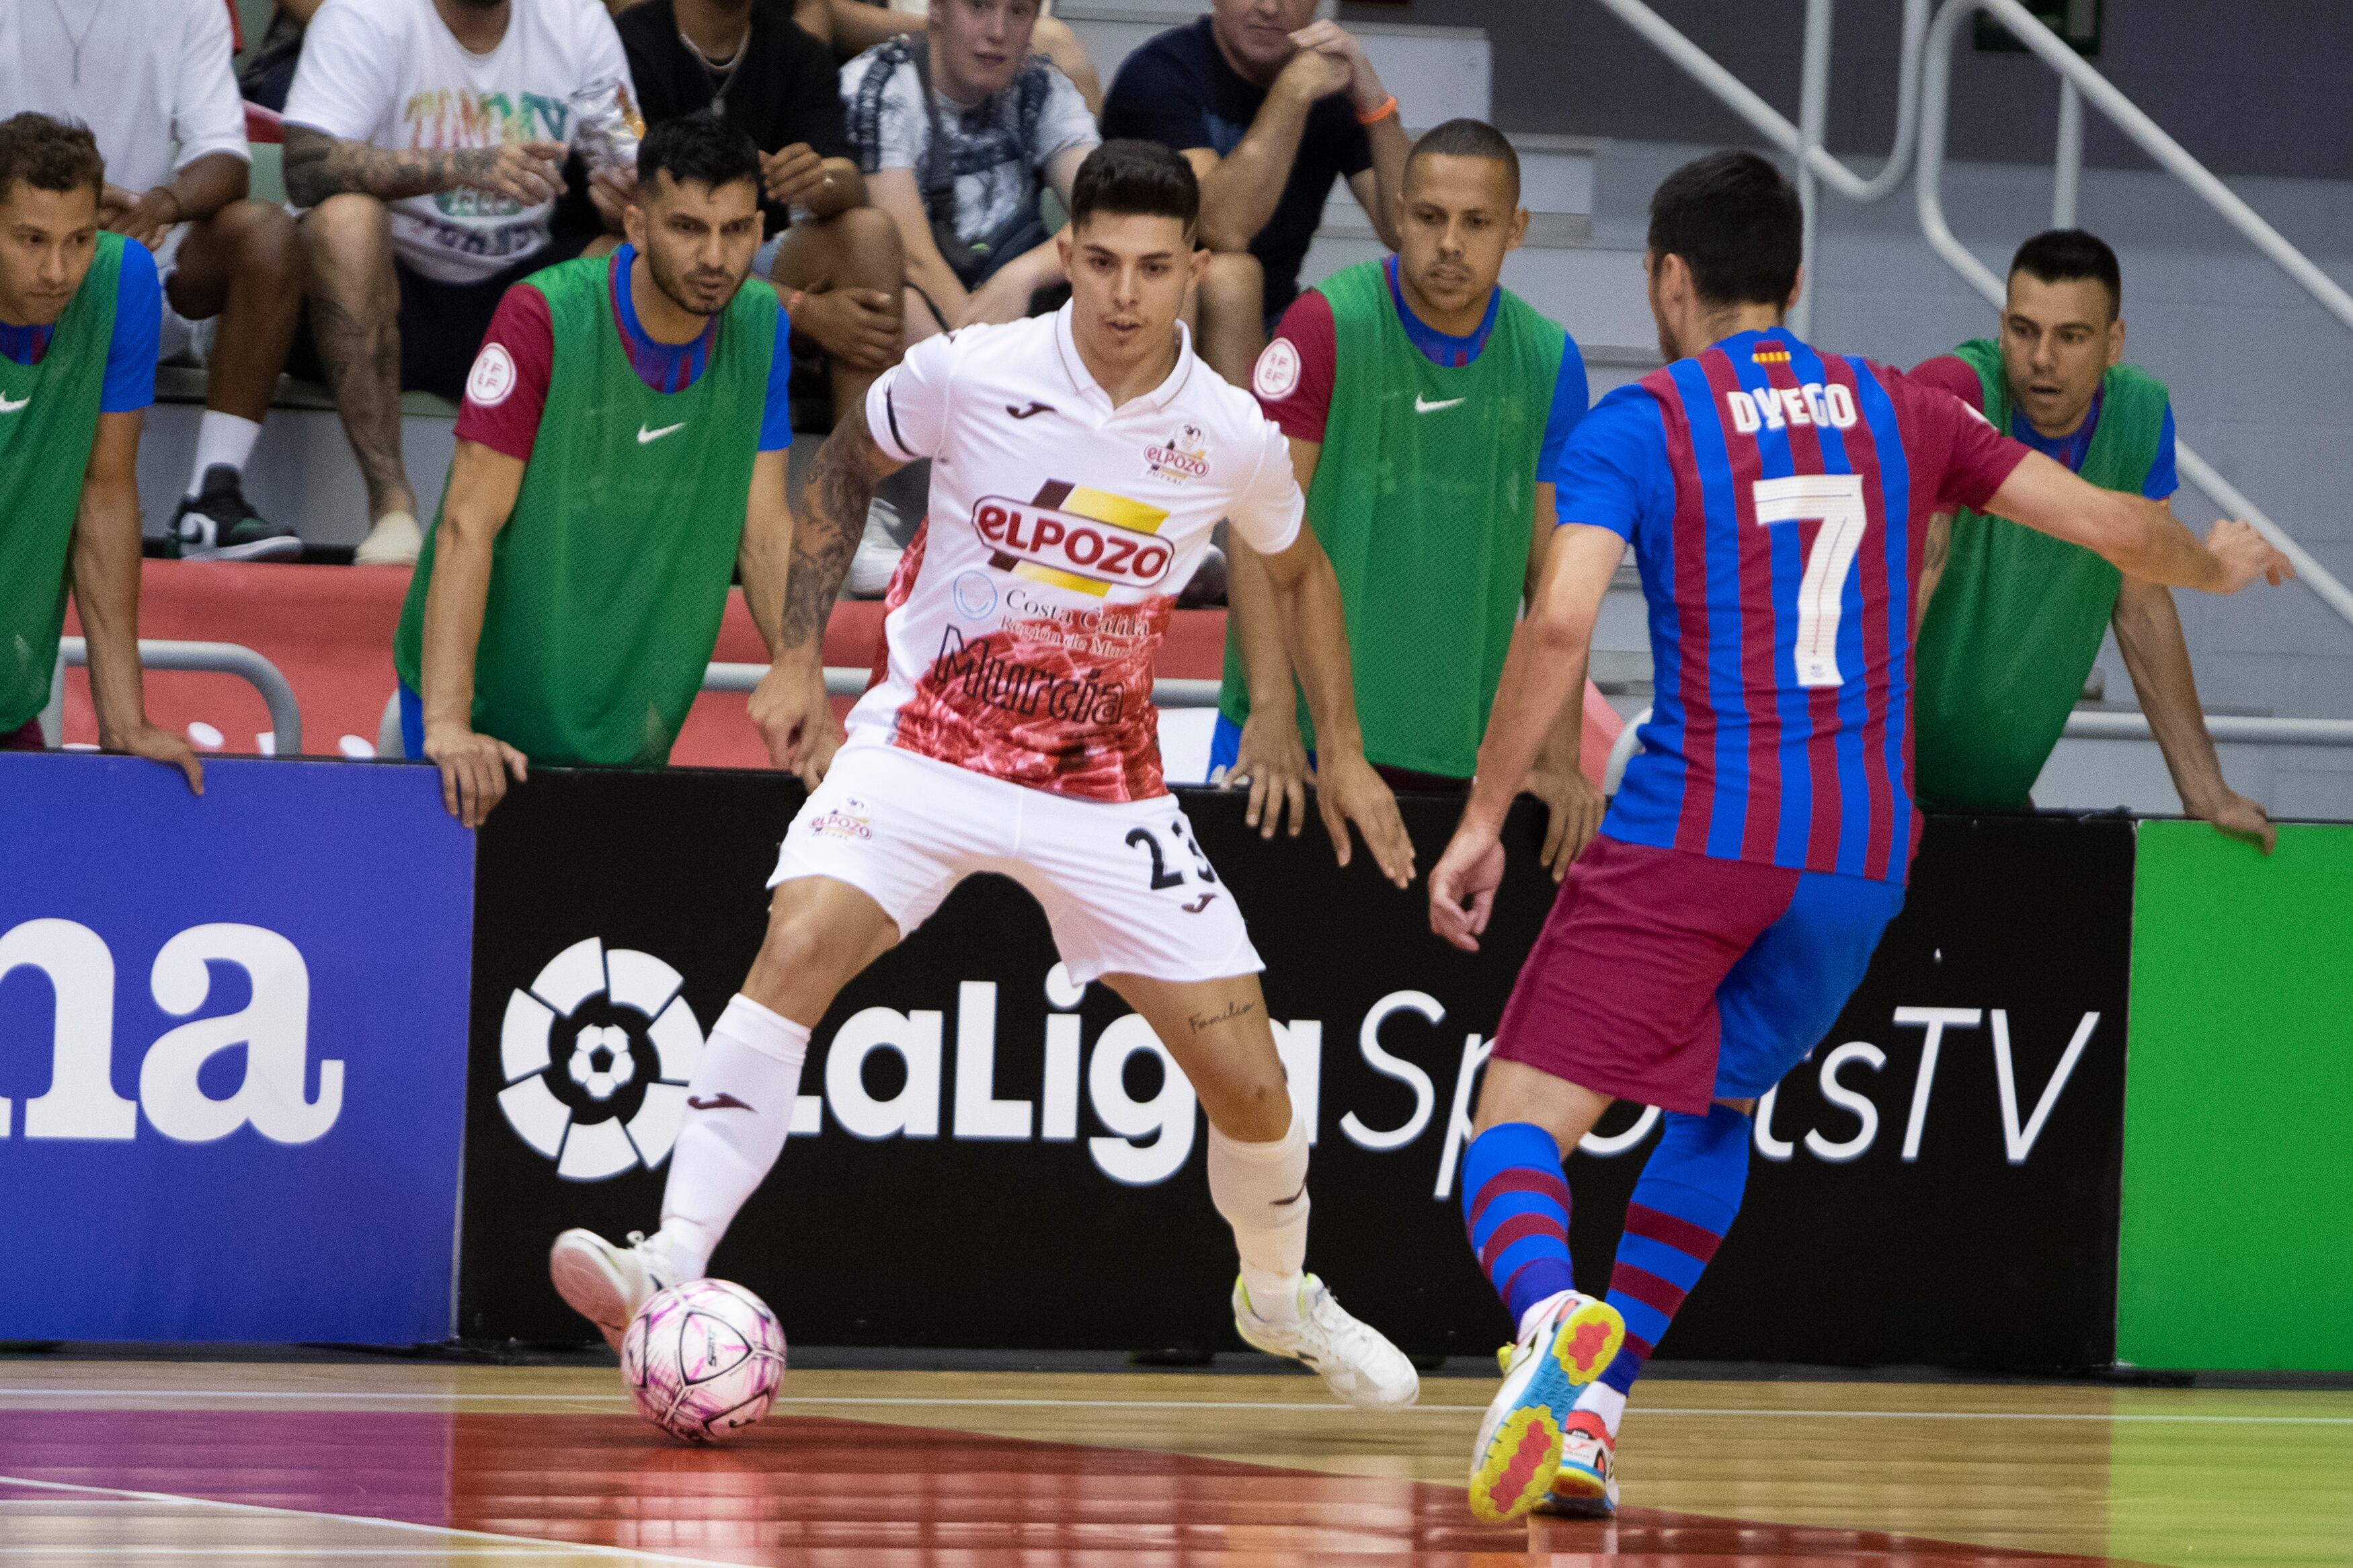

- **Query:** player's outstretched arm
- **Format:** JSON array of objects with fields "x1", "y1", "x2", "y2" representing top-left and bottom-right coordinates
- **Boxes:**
[
  {"x1": 1254, "y1": 527, "x2": 1415, "y2": 889},
  {"x1": 762, "y1": 402, "x2": 904, "y2": 785},
  {"x1": 73, "y1": 411, "x2": 202, "y2": 795},
  {"x1": 418, "y1": 441, "x2": 530, "y2": 828},
  {"x1": 1986, "y1": 451, "x2": 2292, "y2": 594},
  {"x1": 1222, "y1": 434, "x2": 1321, "y2": 839},
  {"x1": 1429, "y1": 523, "x2": 1624, "y2": 953}
]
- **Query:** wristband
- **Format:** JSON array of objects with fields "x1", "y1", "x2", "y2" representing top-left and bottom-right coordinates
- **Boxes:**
[{"x1": 1355, "y1": 94, "x2": 1398, "y2": 126}]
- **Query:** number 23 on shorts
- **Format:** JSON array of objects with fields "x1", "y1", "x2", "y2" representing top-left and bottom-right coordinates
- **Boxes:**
[
  {"x1": 1125, "y1": 819, "x2": 1218, "y2": 891},
  {"x1": 1754, "y1": 472, "x2": 1868, "y2": 688}
]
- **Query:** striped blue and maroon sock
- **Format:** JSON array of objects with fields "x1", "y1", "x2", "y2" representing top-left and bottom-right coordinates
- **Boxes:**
[
  {"x1": 1461, "y1": 1122, "x2": 1577, "y2": 1333},
  {"x1": 1584, "y1": 1104, "x2": 1751, "y2": 1431}
]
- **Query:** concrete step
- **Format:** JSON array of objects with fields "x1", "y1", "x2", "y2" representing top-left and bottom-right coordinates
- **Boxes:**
[{"x1": 1064, "y1": 4, "x2": 1490, "y2": 126}]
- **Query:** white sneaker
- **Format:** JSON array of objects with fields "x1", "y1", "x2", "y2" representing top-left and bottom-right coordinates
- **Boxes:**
[
  {"x1": 549, "y1": 1228, "x2": 683, "y2": 1352},
  {"x1": 354, "y1": 509, "x2": 422, "y2": 566},
  {"x1": 1232, "y1": 1274, "x2": 1419, "y2": 1411},
  {"x1": 845, "y1": 499, "x2": 905, "y2": 597},
  {"x1": 1466, "y1": 1290, "x2": 1624, "y2": 1523}
]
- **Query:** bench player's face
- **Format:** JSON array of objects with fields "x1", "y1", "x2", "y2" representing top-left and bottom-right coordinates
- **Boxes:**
[
  {"x1": 0, "y1": 181, "x2": 100, "y2": 328},
  {"x1": 1064, "y1": 212, "x2": 1200, "y2": 364},
  {"x1": 1397, "y1": 153, "x2": 1526, "y2": 320},
  {"x1": 1999, "y1": 272, "x2": 2123, "y2": 438},
  {"x1": 633, "y1": 172, "x2": 763, "y2": 319}
]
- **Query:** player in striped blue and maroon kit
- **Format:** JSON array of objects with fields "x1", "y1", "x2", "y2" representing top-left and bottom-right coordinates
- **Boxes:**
[{"x1": 1426, "y1": 151, "x2": 2288, "y2": 1524}]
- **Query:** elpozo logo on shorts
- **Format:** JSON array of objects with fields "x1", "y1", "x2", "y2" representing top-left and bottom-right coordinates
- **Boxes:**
[
  {"x1": 972, "y1": 485, "x2": 1174, "y2": 598},
  {"x1": 497, "y1": 936, "x2": 705, "y2": 1181}
]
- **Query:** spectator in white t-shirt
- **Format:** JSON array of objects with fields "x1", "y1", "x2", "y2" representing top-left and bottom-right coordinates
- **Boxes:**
[
  {"x1": 1, "y1": 0, "x2": 308, "y2": 561},
  {"x1": 840, "y1": 0, "x2": 1096, "y2": 341},
  {"x1": 282, "y1": 0, "x2": 642, "y2": 565}
]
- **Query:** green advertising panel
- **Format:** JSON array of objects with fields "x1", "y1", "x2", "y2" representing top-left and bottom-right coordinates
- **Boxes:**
[{"x1": 2120, "y1": 821, "x2": 2353, "y2": 1371}]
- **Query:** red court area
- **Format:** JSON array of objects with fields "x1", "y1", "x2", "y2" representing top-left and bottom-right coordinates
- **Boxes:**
[{"x1": 0, "y1": 1407, "x2": 2128, "y2": 1566}]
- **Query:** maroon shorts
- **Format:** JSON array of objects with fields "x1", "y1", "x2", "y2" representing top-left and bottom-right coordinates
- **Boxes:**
[
  {"x1": 1, "y1": 718, "x2": 44, "y2": 751},
  {"x1": 1490, "y1": 835, "x2": 1904, "y2": 1115}
]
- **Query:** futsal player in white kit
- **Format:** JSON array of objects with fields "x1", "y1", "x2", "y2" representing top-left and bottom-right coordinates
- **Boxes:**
[{"x1": 551, "y1": 140, "x2": 1422, "y2": 1407}]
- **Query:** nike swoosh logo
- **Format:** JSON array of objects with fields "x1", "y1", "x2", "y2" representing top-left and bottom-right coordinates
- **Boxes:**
[
  {"x1": 1271, "y1": 1182, "x2": 1308, "y2": 1207},
  {"x1": 637, "y1": 421, "x2": 686, "y2": 444},
  {"x1": 0, "y1": 395, "x2": 28, "y2": 413},
  {"x1": 1414, "y1": 395, "x2": 1464, "y2": 413},
  {"x1": 1006, "y1": 401, "x2": 1055, "y2": 419},
  {"x1": 686, "y1": 1093, "x2": 755, "y2": 1112},
  {"x1": 1181, "y1": 892, "x2": 1220, "y2": 914}
]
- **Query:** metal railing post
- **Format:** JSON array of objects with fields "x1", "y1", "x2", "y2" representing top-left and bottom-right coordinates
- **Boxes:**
[
  {"x1": 1793, "y1": 0, "x2": 1834, "y2": 339},
  {"x1": 45, "y1": 638, "x2": 304, "y2": 756},
  {"x1": 2051, "y1": 76, "x2": 2083, "y2": 229}
]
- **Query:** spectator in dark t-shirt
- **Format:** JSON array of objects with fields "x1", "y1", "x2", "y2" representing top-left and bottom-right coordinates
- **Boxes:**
[
  {"x1": 622, "y1": 0, "x2": 904, "y2": 421},
  {"x1": 1102, "y1": 0, "x2": 1406, "y2": 386}
]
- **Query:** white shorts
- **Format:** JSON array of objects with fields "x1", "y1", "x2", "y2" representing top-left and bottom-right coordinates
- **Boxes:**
[{"x1": 768, "y1": 737, "x2": 1263, "y2": 985}]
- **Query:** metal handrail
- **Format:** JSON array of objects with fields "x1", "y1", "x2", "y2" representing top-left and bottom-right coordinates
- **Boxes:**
[
  {"x1": 46, "y1": 638, "x2": 303, "y2": 755},
  {"x1": 1917, "y1": 0, "x2": 2353, "y2": 633},
  {"x1": 1601, "y1": 701, "x2": 2353, "y2": 797}
]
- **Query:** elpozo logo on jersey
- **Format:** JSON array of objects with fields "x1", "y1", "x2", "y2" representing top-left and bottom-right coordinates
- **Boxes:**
[
  {"x1": 497, "y1": 936, "x2": 705, "y2": 1181},
  {"x1": 973, "y1": 485, "x2": 1174, "y2": 599}
]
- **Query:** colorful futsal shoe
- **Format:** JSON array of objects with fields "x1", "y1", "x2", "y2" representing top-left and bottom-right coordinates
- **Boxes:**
[
  {"x1": 1232, "y1": 1274, "x2": 1421, "y2": 1410},
  {"x1": 1467, "y1": 1290, "x2": 1625, "y2": 1522},
  {"x1": 1535, "y1": 1409, "x2": 1618, "y2": 1518},
  {"x1": 549, "y1": 1228, "x2": 684, "y2": 1352}
]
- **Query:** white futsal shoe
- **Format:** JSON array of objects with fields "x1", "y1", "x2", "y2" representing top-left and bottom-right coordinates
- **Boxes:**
[
  {"x1": 1467, "y1": 1289, "x2": 1625, "y2": 1523},
  {"x1": 1232, "y1": 1274, "x2": 1420, "y2": 1410},
  {"x1": 549, "y1": 1228, "x2": 685, "y2": 1352}
]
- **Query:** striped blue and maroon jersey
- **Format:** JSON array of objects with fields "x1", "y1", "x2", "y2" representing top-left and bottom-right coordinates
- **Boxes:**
[{"x1": 1558, "y1": 329, "x2": 2030, "y2": 883}]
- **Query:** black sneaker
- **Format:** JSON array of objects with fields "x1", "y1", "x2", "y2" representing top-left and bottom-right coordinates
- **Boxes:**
[{"x1": 164, "y1": 465, "x2": 303, "y2": 562}]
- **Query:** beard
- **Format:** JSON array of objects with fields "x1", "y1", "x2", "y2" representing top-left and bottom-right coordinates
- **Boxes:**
[{"x1": 645, "y1": 239, "x2": 742, "y2": 319}]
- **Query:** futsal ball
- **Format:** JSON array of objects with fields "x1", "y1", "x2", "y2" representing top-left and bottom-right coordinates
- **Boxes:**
[{"x1": 620, "y1": 1278, "x2": 787, "y2": 1443}]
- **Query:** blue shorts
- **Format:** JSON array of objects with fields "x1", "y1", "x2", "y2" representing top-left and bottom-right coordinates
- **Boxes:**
[
  {"x1": 398, "y1": 682, "x2": 425, "y2": 761},
  {"x1": 1492, "y1": 837, "x2": 1906, "y2": 1114},
  {"x1": 1208, "y1": 713, "x2": 1246, "y2": 778}
]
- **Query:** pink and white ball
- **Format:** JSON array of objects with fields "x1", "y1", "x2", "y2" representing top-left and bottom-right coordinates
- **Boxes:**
[{"x1": 620, "y1": 1278, "x2": 787, "y2": 1443}]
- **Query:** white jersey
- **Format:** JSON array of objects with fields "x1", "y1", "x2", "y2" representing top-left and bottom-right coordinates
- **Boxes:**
[{"x1": 858, "y1": 306, "x2": 1304, "y2": 802}]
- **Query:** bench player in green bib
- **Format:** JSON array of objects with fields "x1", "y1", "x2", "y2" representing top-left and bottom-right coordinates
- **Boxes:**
[
  {"x1": 0, "y1": 114, "x2": 201, "y2": 788},
  {"x1": 1909, "y1": 229, "x2": 2273, "y2": 851},
  {"x1": 395, "y1": 116, "x2": 803, "y2": 825},
  {"x1": 1218, "y1": 120, "x2": 1602, "y2": 875}
]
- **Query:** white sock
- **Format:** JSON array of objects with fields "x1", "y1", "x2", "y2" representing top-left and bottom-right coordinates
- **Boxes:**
[
  {"x1": 187, "y1": 412, "x2": 262, "y2": 495},
  {"x1": 655, "y1": 994, "x2": 808, "y2": 1280},
  {"x1": 1209, "y1": 1110, "x2": 1311, "y2": 1321},
  {"x1": 1574, "y1": 1380, "x2": 1628, "y2": 1439}
]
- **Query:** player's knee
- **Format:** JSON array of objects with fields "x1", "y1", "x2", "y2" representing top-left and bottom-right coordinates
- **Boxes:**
[
  {"x1": 303, "y1": 193, "x2": 390, "y2": 267},
  {"x1": 1199, "y1": 252, "x2": 1263, "y2": 316},
  {"x1": 836, "y1": 205, "x2": 904, "y2": 282},
  {"x1": 227, "y1": 200, "x2": 303, "y2": 288}
]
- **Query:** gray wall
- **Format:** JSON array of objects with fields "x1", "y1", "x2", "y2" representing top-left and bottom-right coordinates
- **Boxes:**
[{"x1": 1341, "y1": 1, "x2": 2353, "y2": 183}]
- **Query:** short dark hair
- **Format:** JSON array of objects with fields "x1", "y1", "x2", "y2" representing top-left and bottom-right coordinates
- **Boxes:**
[
  {"x1": 1647, "y1": 150, "x2": 1803, "y2": 310},
  {"x1": 1070, "y1": 139, "x2": 1199, "y2": 237},
  {"x1": 2009, "y1": 228, "x2": 2122, "y2": 318},
  {"x1": 636, "y1": 112, "x2": 760, "y2": 196},
  {"x1": 1408, "y1": 119, "x2": 1521, "y2": 202},
  {"x1": 0, "y1": 113, "x2": 104, "y2": 206}
]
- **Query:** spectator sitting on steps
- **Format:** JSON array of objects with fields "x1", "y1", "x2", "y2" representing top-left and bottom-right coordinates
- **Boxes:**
[
  {"x1": 0, "y1": 115, "x2": 203, "y2": 789},
  {"x1": 281, "y1": 0, "x2": 644, "y2": 567},
  {"x1": 619, "y1": 0, "x2": 905, "y2": 427},
  {"x1": 3, "y1": 0, "x2": 308, "y2": 561}
]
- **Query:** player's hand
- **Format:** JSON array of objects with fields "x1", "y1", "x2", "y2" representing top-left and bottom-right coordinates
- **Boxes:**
[
  {"x1": 1525, "y1": 762, "x2": 1603, "y2": 882},
  {"x1": 105, "y1": 185, "x2": 181, "y2": 249},
  {"x1": 749, "y1": 657, "x2": 843, "y2": 789},
  {"x1": 586, "y1": 165, "x2": 636, "y2": 231},
  {"x1": 1429, "y1": 817, "x2": 1505, "y2": 952},
  {"x1": 457, "y1": 139, "x2": 569, "y2": 208},
  {"x1": 2193, "y1": 786, "x2": 2277, "y2": 855},
  {"x1": 424, "y1": 722, "x2": 527, "y2": 829},
  {"x1": 791, "y1": 286, "x2": 903, "y2": 372},
  {"x1": 2205, "y1": 520, "x2": 2293, "y2": 593},
  {"x1": 761, "y1": 142, "x2": 828, "y2": 208},
  {"x1": 109, "y1": 720, "x2": 204, "y2": 796},
  {"x1": 1274, "y1": 39, "x2": 1355, "y2": 105},
  {"x1": 1287, "y1": 19, "x2": 1384, "y2": 112},
  {"x1": 1220, "y1": 711, "x2": 1310, "y2": 840},
  {"x1": 1312, "y1": 749, "x2": 1415, "y2": 888}
]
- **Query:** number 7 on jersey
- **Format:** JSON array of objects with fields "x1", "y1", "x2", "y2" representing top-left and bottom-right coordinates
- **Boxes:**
[{"x1": 1753, "y1": 473, "x2": 1868, "y2": 688}]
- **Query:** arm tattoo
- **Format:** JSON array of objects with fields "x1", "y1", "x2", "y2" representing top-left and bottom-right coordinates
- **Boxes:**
[
  {"x1": 282, "y1": 125, "x2": 500, "y2": 208},
  {"x1": 781, "y1": 400, "x2": 896, "y2": 651}
]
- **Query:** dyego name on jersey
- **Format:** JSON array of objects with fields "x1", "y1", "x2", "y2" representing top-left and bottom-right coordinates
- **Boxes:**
[{"x1": 1725, "y1": 381, "x2": 1860, "y2": 436}]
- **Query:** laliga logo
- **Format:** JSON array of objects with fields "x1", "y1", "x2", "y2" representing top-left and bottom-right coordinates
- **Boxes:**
[
  {"x1": 973, "y1": 496, "x2": 1174, "y2": 591},
  {"x1": 499, "y1": 936, "x2": 705, "y2": 1182}
]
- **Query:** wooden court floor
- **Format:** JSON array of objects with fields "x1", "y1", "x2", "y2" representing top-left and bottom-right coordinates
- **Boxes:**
[{"x1": 0, "y1": 1359, "x2": 2346, "y2": 1567}]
